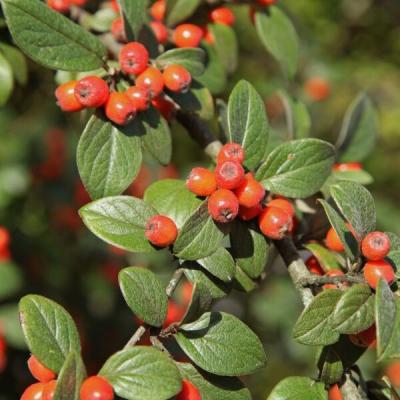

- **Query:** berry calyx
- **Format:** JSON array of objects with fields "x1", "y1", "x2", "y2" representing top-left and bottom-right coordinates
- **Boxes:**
[
  {"x1": 55, "y1": 81, "x2": 84, "y2": 112},
  {"x1": 215, "y1": 161, "x2": 245, "y2": 190},
  {"x1": 47, "y1": 0, "x2": 70, "y2": 13},
  {"x1": 216, "y1": 143, "x2": 245, "y2": 165},
  {"x1": 80, "y1": 376, "x2": 114, "y2": 400},
  {"x1": 238, "y1": 204, "x2": 263, "y2": 221},
  {"x1": 21, "y1": 382, "x2": 46, "y2": 400},
  {"x1": 105, "y1": 92, "x2": 136, "y2": 125},
  {"x1": 150, "y1": 0, "x2": 166, "y2": 21},
  {"x1": 234, "y1": 173, "x2": 265, "y2": 208},
  {"x1": 258, "y1": 206, "x2": 293, "y2": 240},
  {"x1": 74, "y1": 76, "x2": 109, "y2": 108},
  {"x1": 42, "y1": 380, "x2": 57, "y2": 400},
  {"x1": 323, "y1": 269, "x2": 345, "y2": 290},
  {"x1": 126, "y1": 86, "x2": 151, "y2": 111},
  {"x1": 361, "y1": 231, "x2": 391, "y2": 261},
  {"x1": 163, "y1": 64, "x2": 192, "y2": 93},
  {"x1": 173, "y1": 24, "x2": 203, "y2": 48},
  {"x1": 363, "y1": 259, "x2": 395, "y2": 290},
  {"x1": 145, "y1": 215, "x2": 178, "y2": 247},
  {"x1": 267, "y1": 198, "x2": 295, "y2": 218},
  {"x1": 209, "y1": 7, "x2": 235, "y2": 26},
  {"x1": 349, "y1": 324, "x2": 377, "y2": 348},
  {"x1": 332, "y1": 162, "x2": 362, "y2": 172},
  {"x1": 176, "y1": 379, "x2": 201, "y2": 400},
  {"x1": 186, "y1": 167, "x2": 217, "y2": 196},
  {"x1": 325, "y1": 227, "x2": 345, "y2": 253},
  {"x1": 150, "y1": 21, "x2": 169, "y2": 44},
  {"x1": 136, "y1": 67, "x2": 164, "y2": 98},
  {"x1": 119, "y1": 42, "x2": 149, "y2": 75},
  {"x1": 328, "y1": 384, "x2": 343, "y2": 400},
  {"x1": 111, "y1": 18, "x2": 126, "y2": 42},
  {"x1": 305, "y1": 256, "x2": 324, "y2": 276},
  {"x1": 27, "y1": 355, "x2": 56, "y2": 383},
  {"x1": 208, "y1": 189, "x2": 239, "y2": 223}
]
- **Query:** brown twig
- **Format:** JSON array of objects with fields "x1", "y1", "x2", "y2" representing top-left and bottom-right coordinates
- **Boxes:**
[{"x1": 124, "y1": 325, "x2": 147, "y2": 349}]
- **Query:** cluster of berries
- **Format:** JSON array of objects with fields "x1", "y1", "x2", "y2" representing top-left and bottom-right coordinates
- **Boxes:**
[
  {"x1": 55, "y1": 41, "x2": 191, "y2": 125},
  {"x1": 46, "y1": 0, "x2": 87, "y2": 13},
  {"x1": 22, "y1": 354, "x2": 115, "y2": 400},
  {"x1": 0, "y1": 226, "x2": 10, "y2": 262},
  {"x1": 186, "y1": 143, "x2": 295, "y2": 240}
]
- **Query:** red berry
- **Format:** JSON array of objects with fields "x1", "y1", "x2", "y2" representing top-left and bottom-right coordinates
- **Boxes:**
[
  {"x1": 42, "y1": 380, "x2": 57, "y2": 400},
  {"x1": 325, "y1": 227, "x2": 345, "y2": 253},
  {"x1": 349, "y1": 324, "x2": 377, "y2": 348},
  {"x1": 256, "y1": 0, "x2": 276, "y2": 5},
  {"x1": 145, "y1": 215, "x2": 178, "y2": 247},
  {"x1": 180, "y1": 281, "x2": 194, "y2": 305},
  {"x1": 119, "y1": 42, "x2": 149, "y2": 75},
  {"x1": 385, "y1": 362, "x2": 400, "y2": 388},
  {"x1": 150, "y1": 21, "x2": 168, "y2": 44},
  {"x1": 55, "y1": 81, "x2": 84, "y2": 112},
  {"x1": 80, "y1": 376, "x2": 114, "y2": 400},
  {"x1": 111, "y1": 18, "x2": 126, "y2": 42},
  {"x1": 216, "y1": 143, "x2": 245, "y2": 165},
  {"x1": 267, "y1": 198, "x2": 295, "y2": 218},
  {"x1": 136, "y1": 67, "x2": 164, "y2": 98},
  {"x1": 328, "y1": 384, "x2": 343, "y2": 400},
  {"x1": 186, "y1": 167, "x2": 217, "y2": 196},
  {"x1": 361, "y1": 231, "x2": 391, "y2": 261},
  {"x1": 105, "y1": 92, "x2": 136, "y2": 125},
  {"x1": 177, "y1": 379, "x2": 201, "y2": 400},
  {"x1": 150, "y1": 0, "x2": 166, "y2": 21},
  {"x1": 258, "y1": 206, "x2": 293, "y2": 240},
  {"x1": 215, "y1": 161, "x2": 245, "y2": 190},
  {"x1": 209, "y1": 7, "x2": 235, "y2": 25},
  {"x1": 21, "y1": 382, "x2": 46, "y2": 400},
  {"x1": 163, "y1": 300, "x2": 186, "y2": 328},
  {"x1": 126, "y1": 86, "x2": 150, "y2": 111},
  {"x1": 173, "y1": 24, "x2": 203, "y2": 48},
  {"x1": 0, "y1": 227, "x2": 10, "y2": 250},
  {"x1": 304, "y1": 77, "x2": 331, "y2": 102},
  {"x1": 27, "y1": 355, "x2": 56, "y2": 383},
  {"x1": 234, "y1": 173, "x2": 265, "y2": 208},
  {"x1": 323, "y1": 269, "x2": 345, "y2": 290},
  {"x1": 332, "y1": 162, "x2": 362, "y2": 172},
  {"x1": 207, "y1": 189, "x2": 239, "y2": 223},
  {"x1": 238, "y1": 204, "x2": 263, "y2": 221},
  {"x1": 163, "y1": 64, "x2": 192, "y2": 93},
  {"x1": 75, "y1": 76, "x2": 109, "y2": 108},
  {"x1": 151, "y1": 95, "x2": 176, "y2": 120},
  {"x1": 47, "y1": 0, "x2": 70, "y2": 13},
  {"x1": 305, "y1": 256, "x2": 324, "y2": 276},
  {"x1": 363, "y1": 259, "x2": 395, "y2": 290},
  {"x1": 202, "y1": 26, "x2": 215, "y2": 44}
]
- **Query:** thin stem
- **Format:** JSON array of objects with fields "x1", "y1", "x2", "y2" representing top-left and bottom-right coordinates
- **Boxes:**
[
  {"x1": 150, "y1": 336, "x2": 172, "y2": 357},
  {"x1": 124, "y1": 325, "x2": 147, "y2": 349},
  {"x1": 166, "y1": 268, "x2": 184, "y2": 297},
  {"x1": 300, "y1": 274, "x2": 364, "y2": 287}
]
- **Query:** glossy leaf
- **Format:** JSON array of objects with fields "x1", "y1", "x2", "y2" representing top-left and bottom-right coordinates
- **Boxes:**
[
  {"x1": 317, "y1": 346, "x2": 343, "y2": 385},
  {"x1": 79, "y1": 196, "x2": 157, "y2": 253},
  {"x1": 118, "y1": 0, "x2": 148, "y2": 39},
  {"x1": 227, "y1": 80, "x2": 269, "y2": 170},
  {"x1": 165, "y1": 0, "x2": 200, "y2": 26},
  {"x1": 100, "y1": 347, "x2": 182, "y2": 400},
  {"x1": 119, "y1": 267, "x2": 167, "y2": 327},
  {"x1": 0, "y1": 52, "x2": 13, "y2": 106},
  {"x1": 197, "y1": 247, "x2": 235, "y2": 282},
  {"x1": 181, "y1": 282, "x2": 212, "y2": 324},
  {"x1": 77, "y1": 114, "x2": 142, "y2": 200},
  {"x1": 156, "y1": 48, "x2": 205, "y2": 77},
  {"x1": 175, "y1": 312, "x2": 266, "y2": 376},
  {"x1": 256, "y1": 139, "x2": 335, "y2": 198},
  {"x1": 19, "y1": 295, "x2": 81, "y2": 372},
  {"x1": 233, "y1": 266, "x2": 258, "y2": 293},
  {"x1": 267, "y1": 377, "x2": 327, "y2": 400},
  {"x1": 2, "y1": 0, "x2": 107, "y2": 71}
]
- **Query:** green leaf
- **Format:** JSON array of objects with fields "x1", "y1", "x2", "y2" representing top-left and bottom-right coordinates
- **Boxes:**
[
  {"x1": 144, "y1": 179, "x2": 202, "y2": 229},
  {"x1": 0, "y1": 52, "x2": 13, "y2": 106},
  {"x1": 227, "y1": 80, "x2": 269, "y2": 170},
  {"x1": 317, "y1": 346, "x2": 344, "y2": 385},
  {"x1": 138, "y1": 107, "x2": 172, "y2": 165},
  {"x1": 77, "y1": 114, "x2": 142, "y2": 201},
  {"x1": 376, "y1": 280, "x2": 400, "y2": 361},
  {"x1": 0, "y1": 303, "x2": 26, "y2": 350},
  {"x1": 165, "y1": 0, "x2": 200, "y2": 26},
  {"x1": 319, "y1": 200, "x2": 360, "y2": 261},
  {"x1": 119, "y1": 267, "x2": 168, "y2": 327},
  {"x1": 209, "y1": 23, "x2": 238, "y2": 74},
  {"x1": 0, "y1": 261, "x2": 22, "y2": 300},
  {"x1": 304, "y1": 243, "x2": 341, "y2": 272},
  {"x1": 230, "y1": 220, "x2": 269, "y2": 279},
  {"x1": 256, "y1": 139, "x2": 335, "y2": 198},
  {"x1": 168, "y1": 80, "x2": 214, "y2": 120},
  {"x1": 267, "y1": 377, "x2": 327, "y2": 400},
  {"x1": 197, "y1": 247, "x2": 235, "y2": 282},
  {"x1": 79, "y1": 196, "x2": 157, "y2": 253},
  {"x1": 0, "y1": 42, "x2": 27, "y2": 85},
  {"x1": 100, "y1": 346, "x2": 182, "y2": 400},
  {"x1": 332, "y1": 169, "x2": 373, "y2": 185},
  {"x1": 330, "y1": 182, "x2": 376, "y2": 239},
  {"x1": 177, "y1": 362, "x2": 252, "y2": 400},
  {"x1": 156, "y1": 48, "x2": 205, "y2": 77},
  {"x1": 87, "y1": 8, "x2": 115, "y2": 32},
  {"x1": 118, "y1": 0, "x2": 148, "y2": 40},
  {"x1": 336, "y1": 93, "x2": 378, "y2": 163},
  {"x1": 255, "y1": 7, "x2": 299, "y2": 79},
  {"x1": 54, "y1": 352, "x2": 86, "y2": 400},
  {"x1": 181, "y1": 282, "x2": 212, "y2": 324},
  {"x1": 233, "y1": 265, "x2": 258, "y2": 293},
  {"x1": 2, "y1": 0, "x2": 107, "y2": 71},
  {"x1": 175, "y1": 312, "x2": 266, "y2": 376},
  {"x1": 332, "y1": 284, "x2": 375, "y2": 334},
  {"x1": 19, "y1": 295, "x2": 81, "y2": 372},
  {"x1": 293, "y1": 290, "x2": 342, "y2": 346},
  {"x1": 173, "y1": 202, "x2": 225, "y2": 260},
  {"x1": 197, "y1": 42, "x2": 227, "y2": 95}
]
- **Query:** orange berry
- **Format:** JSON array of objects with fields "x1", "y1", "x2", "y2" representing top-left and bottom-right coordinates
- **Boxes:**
[
  {"x1": 136, "y1": 67, "x2": 164, "y2": 98},
  {"x1": 186, "y1": 167, "x2": 217, "y2": 197},
  {"x1": 267, "y1": 198, "x2": 295, "y2": 218},
  {"x1": 215, "y1": 161, "x2": 245, "y2": 190},
  {"x1": 151, "y1": 95, "x2": 176, "y2": 120},
  {"x1": 21, "y1": 382, "x2": 46, "y2": 400},
  {"x1": 258, "y1": 206, "x2": 293, "y2": 240},
  {"x1": 145, "y1": 215, "x2": 178, "y2": 247},
  {"x1": 332, "y1": 162, "x2": 362, "y2": 172},
  {"x1": 163, "y1": 64, "x2": 192, "y2": 93},
  {"x1": 80, "y1": 376, "x2": 114, "y2": 400},
  {"x1": 75, "y1": 76, "x2": 109, "y2": 108},
  {"x1": 328, "y1": 384, "x2": 343, "y2": 400},
  {"x1": 27, "y1": 355, "x2": 56, "y2": 383},
  {"x1": 163, "y1": 300, "x2": 186, "y2": 328},
  {"x1": 325, "y1": 227, "x2": 345, "y2": 253},
  {"x1": 238, "y1": 204, "x2": 263, "y2": 221},
  {"x1": 42, "y1": 380, "x2": 57, "y2": 400},
  {"x1": 55, "y1": 81, "x2": 84, "y2": 112},
  {"x1": 385, "y1": 361, "x2": 400, "y2": 388},
  {"x1": 176, "y1": 379, "x2": 201, "y2": 400},
  {"x1": 173, "y1": 24, "x2": 203, "y2": 48},
  {"x1": 234, "y1": 173, "x2": 265, "y2": 208},
  {"x1": 111, "y1": 18, "x2": 126, "y2": 42},
  {"x1": 361, "y1": 231, "x2": 391, "y2": 261},
  {"x1": 217, "y1": 143, "x2": 245, "y2": 165},
  {"x1": 304, "y1": 77, "x2": 331, "y2": 102},
  {"x1": 47, "y1": 0, "x2": 70, "y2": 13},
  {"x1": 207, "y1": 189, "x2": 239, "y2": 223},
  {"x1": 209, "y1": 7, "x2": 235, "y2": 25},
  {"x1": 126, "y1": 86, "x2": 151, "y2": 111},
  {"x1": 305, "y1": 256, "x2": 324, "y2": 276},
  {"x1": 363, "y1": 259, "x2": 395, "y2": 290},
  {"x1": 150, "y1": 0, "x2": 166, "y2": 21},
  {"x1": 150, "y1": 21, "x2": 168, "y2": 44},
  {"x1": 119, "y1": 42, "x2": 149, "y2": 75},
  {"x1": 349, "y1": 324, "x2": 377, "y2": 348},
  {"x1": 105, "y1": 92, "x2": 136, "y2": 125}
]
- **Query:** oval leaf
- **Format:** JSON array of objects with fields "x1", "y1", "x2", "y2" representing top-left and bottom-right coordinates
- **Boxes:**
[
  {"x1": 119, "y1": 267, "x2": 168, "y2": 327},
  {"x1": 197, "y1": 247, "x2": 235, "y2": 282},
  {"x1": 304, "y1": 243, "x2": 341, "y2": 272},
  {"x1": 118, "y1": 0, "x2": 148, "y2": 40},
  {"x1": 267, "y1": 377, "x2": 327, "y2": 400},
  {"x1": 165, "y1": 0, "x2": 200, "y2": 26},
  {"x1": 156, "y1": 48, "x2": 205, "y2": 77},
  {"x1": 0, "y1": 42, "x2": 27, "y2": 85}
]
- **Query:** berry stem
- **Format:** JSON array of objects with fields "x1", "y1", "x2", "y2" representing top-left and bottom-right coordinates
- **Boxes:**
[
  {"x1": 150, "y1": 335, "x2": 172, "y2": 356},
  {"x1": 124, "y1": 325, "x2": 147, "y2": 349}
]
